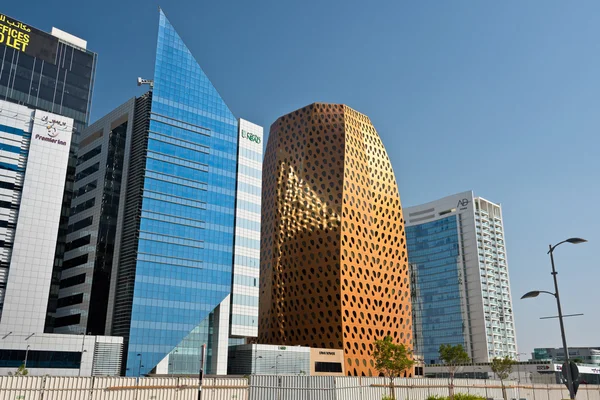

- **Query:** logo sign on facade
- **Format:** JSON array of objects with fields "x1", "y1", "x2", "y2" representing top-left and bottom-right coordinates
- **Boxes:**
[
  {"x1": 457, "y1": 198, "x2": 469, "y2": 208},
  {"x1": 537, "y1": 365, "x2": 551, "y2": 371},
  {"x1": 0, "y1": 13, "x2": 59, "y2": 64},
  {"x1": 42, "y1": 115, "x2": 68, "y2": 138},
  {"x1": 34, "y1": 114, "x2": 69, "y2": 146},
  {"x1": 241, "y1": 130, "x2": 261, "y2": 144},
  {"x1": 319, "y1": 351, "x2": 336, "y2": 356}
]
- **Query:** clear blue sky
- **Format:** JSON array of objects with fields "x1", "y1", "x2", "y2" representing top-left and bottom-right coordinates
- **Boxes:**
[{"x1": 5, "y1": 0, "x2": 598, "y2": 359}]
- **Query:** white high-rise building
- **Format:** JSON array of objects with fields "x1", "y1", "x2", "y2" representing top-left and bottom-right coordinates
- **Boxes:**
[
  {"x1": 405, "y1": 190, "x2": 517, "y2": 364},
  {"x1": 0, "y1": 100, "x2": 123, "y2": 376},
  {"x1": 0, "y1": 101, "x2": 74, "y2": 331}
]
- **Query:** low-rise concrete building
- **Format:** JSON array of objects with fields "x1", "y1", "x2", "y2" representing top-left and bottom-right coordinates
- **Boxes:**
[
  {"x1": 0, "y1": 333, "x2": 122, "y2": 376},
  {"x1": 423, "y1": 361, "x2": 600, "y2": 384},
  {"x1": 227, "y1": 344, "x2": 344, "y2": 376}
]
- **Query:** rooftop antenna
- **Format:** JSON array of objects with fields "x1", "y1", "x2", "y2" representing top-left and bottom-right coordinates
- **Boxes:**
[{"x1": 137, "y1": 77, "x2": 154, "y2": 89}]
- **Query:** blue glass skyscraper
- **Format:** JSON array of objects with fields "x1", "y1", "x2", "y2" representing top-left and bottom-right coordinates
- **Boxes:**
[
  {"x1": 56, "y1": 9, "x2": 263, "y2": 376},
  {"x1": 121, "y1": 9, "x2": 238, "y2": 376},
  {"x1": 407, "y1": 216, "x2": 464, "y2": 365}
]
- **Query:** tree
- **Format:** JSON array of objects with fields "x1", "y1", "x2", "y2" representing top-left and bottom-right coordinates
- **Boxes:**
[
  {"x1": 8, "y1": 364, "x2": 29, "y2": 376},
  {"x1": 373, "y1": 336, "x2": 415, "y2": 400},
  {"x1": 490, "y1": 357, "x2": 515, "y2": 400},
  {"x1": 439, "y1": 344, "x2": 470, "y2": 400}
]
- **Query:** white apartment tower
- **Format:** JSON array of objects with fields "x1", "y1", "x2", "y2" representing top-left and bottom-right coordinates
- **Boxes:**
[{"x1": 406, "y1": 191, "x2": 517, "y2": 364}]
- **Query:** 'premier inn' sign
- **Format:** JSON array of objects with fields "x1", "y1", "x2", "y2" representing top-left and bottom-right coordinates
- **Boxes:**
[{"x1": 0, "y1": 13, "x2": 59, "y2": 63}]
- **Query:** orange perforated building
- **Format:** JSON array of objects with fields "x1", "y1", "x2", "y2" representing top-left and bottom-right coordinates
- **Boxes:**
[{"x1": 258, "y1": 103, "x2": 412, "y2": 377}]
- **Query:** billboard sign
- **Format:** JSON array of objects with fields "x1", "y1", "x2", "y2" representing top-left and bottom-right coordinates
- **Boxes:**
[
  {"x1": 33, "y1": 110, "x2": 73, "y2": 149},
  {"x1": 0, "y1": 13, "x2": 59, "y2": 63}
]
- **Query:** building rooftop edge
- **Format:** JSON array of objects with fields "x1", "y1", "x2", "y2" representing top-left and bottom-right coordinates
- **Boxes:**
[{"x1": 404, "y1": 190, "x2": 474, "y2": 211}]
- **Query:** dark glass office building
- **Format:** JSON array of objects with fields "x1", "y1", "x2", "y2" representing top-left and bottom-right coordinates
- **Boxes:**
[{"x1": 0, "y1": 12, "x2": 97, "y2": 131}]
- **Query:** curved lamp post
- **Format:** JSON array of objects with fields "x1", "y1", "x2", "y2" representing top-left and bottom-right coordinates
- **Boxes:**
[{"x1": 521, "y1": 237, "x2": 587, "y2": 400}]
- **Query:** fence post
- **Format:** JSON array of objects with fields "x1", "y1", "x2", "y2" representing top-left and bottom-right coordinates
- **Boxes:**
[
  {"x1": 88, "y1": 376, "x2": 95, "y2": 400},
  {"x1": 40, "y1": 375, "x2": 47, "y2": 400},
  {"x1": 427, "y1": 378, "x2": 431, "y2": 400},
  {"x1": 584, "y1": 382, "x2": 589, "y2": 400},
  {"x1": 359, "y1": 376, "x2": 363, "y2": 400}
]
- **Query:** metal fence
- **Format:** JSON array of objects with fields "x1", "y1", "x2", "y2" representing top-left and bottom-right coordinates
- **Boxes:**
[
  {"x1": 1, "y1": 376, "x2": 600, "y2": 400},
  {"x1": 0, "y1": 376, "x2": 248, "y2": 400},
  {"x1": 250, "y1": 376, "x2": 600, "y2": 400}
]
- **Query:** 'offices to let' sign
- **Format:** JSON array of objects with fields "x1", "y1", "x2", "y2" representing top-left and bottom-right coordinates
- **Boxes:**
[{"x1": 0, "y1": 14, "x2": 31, "y2": 53}]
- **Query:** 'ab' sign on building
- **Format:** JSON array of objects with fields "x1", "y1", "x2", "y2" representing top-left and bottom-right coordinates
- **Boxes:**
[{"x1": 241, "y1": 130, "x2": 261, "y2": 144}]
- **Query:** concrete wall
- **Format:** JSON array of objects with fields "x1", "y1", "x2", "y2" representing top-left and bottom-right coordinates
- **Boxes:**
[{"x1": 309, "y1": 348, "x2": 344, "y2": 376}]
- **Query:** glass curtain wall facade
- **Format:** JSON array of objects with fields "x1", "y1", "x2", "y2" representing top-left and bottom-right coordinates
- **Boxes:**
[
  {"x1": 55, "y1": 9, "x2": 261, "y2": 376},
  {"x1": 406, "y1": 216, "x2": 465, "y2": 365},
  {"x1": 113, "y1": 10, "x2": 240, "y2": 376},
  {"x1": 0, "y1": 13, "x2": 96, "y2": 131}
]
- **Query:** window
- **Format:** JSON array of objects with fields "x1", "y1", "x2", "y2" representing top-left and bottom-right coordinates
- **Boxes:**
[
  {"x1": 65, "y1": 235, "x2": 91, "y2": 252},
  {"x1": 59, "y1": 273, "x2": 86, "y2": 289},
  {"x1": 70, "y1": 198, "x2": 96, "y2": 216},
  {"x1": 62, "y1": 254, "x2": 89, "y2": 270},
  {"x1": 54, "y1": 314, "x2": 81, "y2": 328},
  {"x1": 75, "y1": 162, "x2": 99, "y2": 182},
  {"x1": 77, "y1": 145, "x2": 102, "y2": 166},
  {"x1": 57, "y1": 293, "x2": 84, "y2": 308},
  {"x1": 315, "y1": 362, "x2": 343, "y2": 373},
  {"x1": 67, "y1": 216, "x2": 93, "y2": 234},
  {"x1": 0, "y1": 349, "x2": 81, "y2": 368},
  {"x1": 74, "y1": 180, "x2": 97, "y2": 198}
]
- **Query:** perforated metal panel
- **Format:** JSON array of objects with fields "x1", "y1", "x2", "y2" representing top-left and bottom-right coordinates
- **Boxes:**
[{"x1": 259, "y1": 103, "x2": 412, "y2": 377}]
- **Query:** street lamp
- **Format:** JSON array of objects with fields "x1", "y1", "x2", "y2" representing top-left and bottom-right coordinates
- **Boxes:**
[
  {"x1": 254, "y1": 355, "x2": 263, "y2": 375},
  {"x1": 516, "y1": 353, "x2": 527, "y2": 383},
  {"x1": 521, "y1": 237, "x2": 587, "y2": 400},
  {"x1": 137, "y1": 353, "x2": 143, "y2": 378},
  {"x1": 24, "y1": 345, "x2": 30, "y2": 369},
  {"x1": 170, "y1": 349, "x2": 178, "y2": 377},
  {"x1": 275, "y1": 354, "x2": 282, "y2": 375},
  {"x1": 79, "y1": 332, "x2": 91, "y2": 377}
]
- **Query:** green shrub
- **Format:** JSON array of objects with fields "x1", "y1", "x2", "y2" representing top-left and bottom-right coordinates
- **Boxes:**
[
  {"x1": 381, "y1": 396, "x2": 395, "y2": 400},
  {"x1": 426, "y1": 394, "x2": 486, "y2": 400},
  {"x1": 426, "y1": 396, "x2": 446, "y2": 400},
  {"x1": 454, "y1": 394, "x2": 486, "y2": 400}
]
